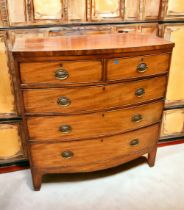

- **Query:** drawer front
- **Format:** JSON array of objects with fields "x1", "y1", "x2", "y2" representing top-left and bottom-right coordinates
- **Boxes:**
[
  {"x1": 30, "y1": 124, "x2": 159, "y2": 169},
  {"x1": 23, "y1": 76, "x2": 167, "y2": 114},
  {"x1": 107, "y1": 54, "x2": 170, "y2": 81},
  {"x1": 27, "y1": 101, "x2": 163, "y2": 141},
  {"x1": 20, "y1": 60, "x2": 102, "y2": 85}
]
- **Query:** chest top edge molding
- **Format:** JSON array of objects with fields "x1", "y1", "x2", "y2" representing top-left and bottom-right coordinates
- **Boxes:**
[{"x1": 12, "y1": 33, "x2": 174, "y2": 58}]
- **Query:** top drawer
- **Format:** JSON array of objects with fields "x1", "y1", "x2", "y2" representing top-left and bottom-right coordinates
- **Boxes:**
[
  {"x1": 107, "y1": 54, "x2": 170, "y2": 81},
  {"x1": 20, "y1": 60, "x2": 102, "y2": 85}
]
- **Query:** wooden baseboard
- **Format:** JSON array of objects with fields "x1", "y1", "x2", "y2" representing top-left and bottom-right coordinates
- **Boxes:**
[
  {"x1": 0, "y1": 165, "x2": 29, "y2": 174},
  {"x1": 0, "y1": 160, "x2": 29, "y2": 173},
  {"x1": 158, "y1": 139, "x2": 184, "y2": 147}
]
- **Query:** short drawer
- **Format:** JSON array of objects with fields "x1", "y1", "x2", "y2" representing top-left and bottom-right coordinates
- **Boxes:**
[
  {"x1": 30, "y1": 124, "x2": 159, "y2": 170},
  {"x1": 20, "y1": 60, "x2": 102, "y2": 85},
  {"x1": 107, "y1": 54, "x2": 170, "y2": 81},
  {"x1": 23, "y1": 76, "x2": 167, "y2": 114},
  {"x1": 27, "y1": 101, "x2": 163, "y2": 141}
]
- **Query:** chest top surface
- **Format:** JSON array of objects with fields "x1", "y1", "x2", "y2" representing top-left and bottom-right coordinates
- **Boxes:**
[{"x1": 12, "y1": 33, "x2": 174, "y2": 57}]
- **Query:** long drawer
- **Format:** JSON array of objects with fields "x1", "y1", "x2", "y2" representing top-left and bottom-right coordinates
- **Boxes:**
[
  {"x1": 23, "y1": 76, "x2": 167, "y2": 114},
  {"x1": 27, "y1": 101, "x2": 163, "y2": 142},
  {"x1": 20, "y1": 60, "x2": 102, "y2": 85},
  {"x1": 107, "y1": 53, "x2": 170, "y2": 81},
  {"x1": 30, "y1": 124, "x2": 159, "y2": 170}
]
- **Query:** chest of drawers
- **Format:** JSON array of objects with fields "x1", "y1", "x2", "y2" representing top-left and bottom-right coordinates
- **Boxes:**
[{"x1": 12, "y1": 33, "x2": 174, "y2": 191}]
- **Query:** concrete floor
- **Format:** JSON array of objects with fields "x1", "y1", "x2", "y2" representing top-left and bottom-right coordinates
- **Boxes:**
[{"x1": 0, "y1": 144, "x2": 184, "y2": 210}]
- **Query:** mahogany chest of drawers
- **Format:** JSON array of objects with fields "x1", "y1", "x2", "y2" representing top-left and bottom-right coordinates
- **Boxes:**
[{"x1": 12, "y1": 33, "x2": 174, "y2": 191}]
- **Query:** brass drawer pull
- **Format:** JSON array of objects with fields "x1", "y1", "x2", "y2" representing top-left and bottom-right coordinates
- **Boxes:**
[
  {"x1": 130, "y1": 139, "x2": 139, "y2": 146},
  {"x1": 57, "y1": 96, "x2": 71, "y2": 106},
  {"x1": 135, "y1": 88, "x2": 145, "y2": 97},
  {"x1": 61, "y1": 151, "x2": 74, "y2": 159},
  {"x1": 55, "y1": 68, "x2": 69, "y2": 80},
  {"x1": 59, "y1": 125, "x2": 72, "y2": 133},
  {"x1": 137, "y1": 63, "x2": 148, "y2": 73},
  {"x1": 132, "y1": 114, "x2": 143, "y2": 123}
]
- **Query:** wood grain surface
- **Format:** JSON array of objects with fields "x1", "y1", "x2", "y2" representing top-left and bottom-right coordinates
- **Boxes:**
[
  {"x1": 12, "y1": 33, "x2": 174, "y2": 57},
  {"x1": 23, "y1": 76, "x2": 166, "y2": 114},
  {"x1": 12, "y1": 33, "x2": 174, "y2": 190},
  {"x1": 30, "y1": 124, "x2": 159, "y2": 169},
  {"x1": 27, "y1": 101, "x2": 163, "y2": 141},
  {"x1": 20, "y1": 60, "x2": 102, "y2": 85},
  {"x1": 107, "y1": 53, "x2": 170, "y2": 81}
]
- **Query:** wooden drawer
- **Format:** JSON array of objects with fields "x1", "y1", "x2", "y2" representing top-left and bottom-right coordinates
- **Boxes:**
[
  {"x1": 30, "y1": 124, "x2": 159, "y2": 170},
  {"x1": 107, "y1": 54, "x2": 170, "y2": 81},
  {"x1": 23, "y1": 76, "x2": 167, "y2": 114},
  {"x1": 20, "y1": 60, "x2": 102, "y2": 85},
  {"x1": 27, "y1": 101, "x2": 163, "y2": 141}
]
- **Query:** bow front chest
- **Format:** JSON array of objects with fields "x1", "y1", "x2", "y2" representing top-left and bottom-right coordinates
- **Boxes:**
[{"x1": 12, "y1": 33, "x2": 174, "y2": 190}]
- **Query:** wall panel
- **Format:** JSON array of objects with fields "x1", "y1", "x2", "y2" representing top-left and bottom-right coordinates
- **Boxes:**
[
  {"x1": 140, "y1": 23, "x2": 158, "y2": 35},
  {"x1": 87, "y1": 0, "x2": 123, "y2": 21},
  {"x1": 8, "y1": 0, "x2": 26, "y2": 25},
  {"x1": 162, "y1": 0, "x2": 184, "y2": 19},
  {"x1": 0, "y1": 123, "x2": 24, "y2": 161},
  {"x1": 143, "y1": 0, "x2": 160, "y2": 20},
  {"x1": 0, "y1": 0, "x2": 163, "y2": 25},
  {"x1": 67, "y1": 0, "x2": 86, "y2": 22},
  {"x1": 167, "y1": 0, "x2": 184, "y2": 17},
  {"x1": 124, "y1": 0, "x2": 140, "y2": 20},
  {"x1": 161, "y1": 109, "x2": 184, "y2": 137},
  {"x1": 0, "y1": 32, "x2": 15, "y2": 116},
  {"x1": 33, "y1": 0, "x2": 62, "y2": 20},
  {"x1": 163, "y1": 25, "x2": 184, "y2": 107}
]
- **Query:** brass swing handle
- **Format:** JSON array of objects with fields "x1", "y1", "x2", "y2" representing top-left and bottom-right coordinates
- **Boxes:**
[
  {"x1": 59, "y1": 125, "x2": 72, "y2": 133},
  {"x1": 55, "y1": 68, "x2": 69, "y2": 80},
  {"x1": 57, "y1": 96, "x2": 71, "y2": 107},
  {"x1": 132, "y1": 114, "x2": 143, "y2": 123},
  {"x1": 61, "y1": 151, "x2": 74, "y2": 159},
  {"x1": 135, "y1": 88, "x2": 145, "y2": 97},
  {"x1": 130, "y1": 139, "x2": 139, "y2": 146},
  {"x1": 137, "y1": 63, "x2": 148, "y2": 73}
]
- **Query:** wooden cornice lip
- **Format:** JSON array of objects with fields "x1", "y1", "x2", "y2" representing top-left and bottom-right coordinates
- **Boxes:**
[{"x1": 12, "y1": 33, "x2": 174, "y2": 57}]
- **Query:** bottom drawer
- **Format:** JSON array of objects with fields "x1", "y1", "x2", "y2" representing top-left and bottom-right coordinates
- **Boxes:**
[{"x1": 30, "y1": 124, "x2": 159, "y2": 171}]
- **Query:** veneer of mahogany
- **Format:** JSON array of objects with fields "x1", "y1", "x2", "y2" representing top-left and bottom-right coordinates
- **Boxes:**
[
  {"x1": 107, "y1": 53, "x2": 170, "y2": 81},
  {"x1": 30, "y1": 124, "x2": 159, "y2": 169},
  {"x1": 20, "y1": 60, "x2": 102, "y2": 85},
  {"x1": 12, "y1": 33, "x2": 174, "y2": 190},
  {"x1": 27, "y1": 101, "x2": 163, "y2": 142},
  {"x1": 23, "y1": 76, "x2": 166, "y2": 114}
]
